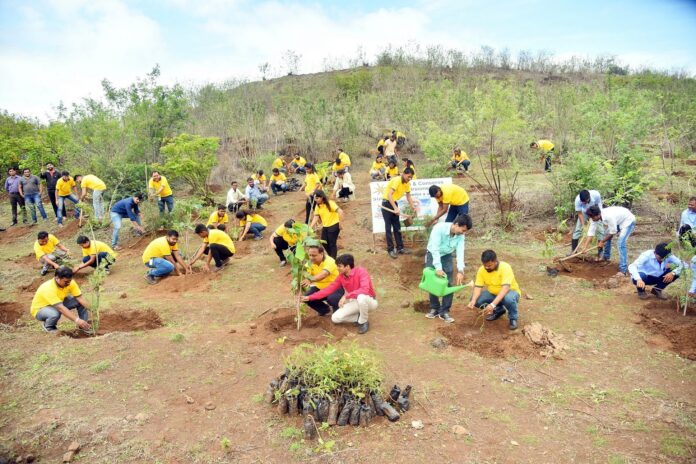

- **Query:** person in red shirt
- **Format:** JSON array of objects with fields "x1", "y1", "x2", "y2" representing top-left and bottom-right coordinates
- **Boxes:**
[{"x1": 302, "y1": 254, "x2": 377, "y2": 334}]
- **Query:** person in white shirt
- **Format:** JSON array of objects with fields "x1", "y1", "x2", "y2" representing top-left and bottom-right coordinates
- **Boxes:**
[
  {"x1": 332, "y1": 170, "x2": 355, "y2": 202},
  {"x1": 571, "y1": 189, "x2": 602, "y2": 254},
  {"x1": 225, "y1": 181, "x2": 247, "y2": 213},
  {"x1": 585, "y1": 205, "x2": 636, "y2": 276},
  {"x1": 628, "y1": 242, "x2": 682, "y2": 300},
  {"x1": 678, "y1": 196, "x2": 696, "y2": 236}
]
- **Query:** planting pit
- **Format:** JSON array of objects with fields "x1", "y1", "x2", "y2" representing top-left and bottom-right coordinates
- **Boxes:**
[
  {"x1": 638, "y1": 301, "x2": 696, "y2": 360},
  {"x1": 437, "y1": 308, "x2": 539, "y2": 359},
  {"x1": 412, "y1": 300, "x2": 430, "y2": 313},
  {"x1": 558, "y1": 259, "x2": 623, "y2": 287},
  {"x1": 64, "y1": 309, "x2": 163, "y2": 338},
  {"x1": 145, "y1": 270, "x2": 220, "y2": 294},
  {"x1": 259, "y1": 310, "x2": 351, "y2": 345},
  {"x1": 0, "y1": 302, "x2": 24, "y2": 325}
]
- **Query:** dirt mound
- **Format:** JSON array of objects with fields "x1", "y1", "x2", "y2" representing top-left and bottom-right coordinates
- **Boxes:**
[
  {"x1": 413, "y1": 300, "x2": 429, "y2": 313},
  {"x1": 19, "y1": 277, "x2": 44, "y2": 293},
  {"x1": 65, "y1": 309, "x2": 163, "y2": 338},
  {"x1": 145, "y1": 271, "x2": 220, "y2": 294},
  {"x1": 522, "y1": 322, "x2": 567, "y2": 357},
  {"x1": 0, "y1": 225, "x2": 34, "y2": 241},
  {"x1": 637, "y1": 301, "x2": 696, "y2": 360},
  {"x1": 559, "y1": 259, "x2": 623, "y2": 287},
  {"x1": 257, "y1": 310, "x2": 351, "y2": 345},
  {"x1": 0, "y1": 302, "x2": 24, "y2": 325},
  {"x1": 54, "y1": 219, "x2": 81, "y2": 239},
  {"x1": 437, "y1": 309, "x2": 539, "y2": 358}
]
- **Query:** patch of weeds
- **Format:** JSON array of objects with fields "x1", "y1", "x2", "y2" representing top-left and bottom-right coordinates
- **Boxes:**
[
  {"x1": 252, "y1": 393, "x2": 264, "y2": 403},
  {"x1": 31, "y1": 352, "x2": 51, "y2": 370},
  {"x1": 281, "y1": 426, "x2": 303, "y2": 440},
  {"x1": 607, "y1": 455, "x2": 628, "y2": 464},
  {"x1": 169, "y1": 333, "x2": 185, "y2": 343},
  {"x1": 135, "y1": 362, "x2": 153, "y2": 373},
  {"x1": 660, "y1": 435, "x2": 689, "y2": 457},
  {"x1": 629, "y1": 420, "x2": 650, "y2": 432},
  {"x1": 220, "y1": 437, "x2": 231, "y2": 450},
  {"x1": 522, "y1": 435, "x2": 539, "y2": 445},
  {"x1": 90, "y1": 360, "x2": 112, "y2": 373},
  {"x1": 243, "y1": 369, "x2": 257, "y2": 378},
  {"x1": 586, "y1": 425, "x2": 607, "y2": 447}
]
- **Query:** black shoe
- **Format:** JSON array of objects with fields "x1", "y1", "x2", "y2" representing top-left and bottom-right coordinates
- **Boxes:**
[
  {"x1": 0, "y1": 228, "x2": 5, "y2": 232},
  {"x1": 509, "y1": 319, "x2": 518, "y2": 330},
  {"x1": 485, "y1": 310, "x2": 505, "y2": 321},
  {"x1": 10, "y1": 222, "x2": 17, "y2": 227},
  {"x1": 397, "y1": 248, "x2": 410, "y2": 255},
  {"x1": 357, "y1": 321, "x2": 369, "y2": 334},
  {"x1": 637, "y1": 291, "x2": 649, "y2": 300},
  {"x1": 650, "y1": 288, "x2": 669, "y2": 300},
  {"x1": 388, "y1": 250, "x2": 398, "y2": 259}
]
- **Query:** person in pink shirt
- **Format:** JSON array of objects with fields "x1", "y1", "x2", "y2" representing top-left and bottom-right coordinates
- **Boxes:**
[{"x1": 302, "y1": 254, "x2": 377, "y2": 334}]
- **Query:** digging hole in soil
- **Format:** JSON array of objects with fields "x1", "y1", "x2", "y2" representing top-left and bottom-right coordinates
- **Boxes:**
[
  {"x1": 63, "y1": 309, "x2": 163, "y2": 338},
  {"x1": 260, "y1": 310, "x2": 350, "y2": 345},
  {"x1": 413, "y1": 300, "x2": 430, "y2": 313},
  {"x1": 558, "y1": 259, "x2": 623, "y2": 288},
  {"x1": 0, "y1": 302, "x2": 24, "y2": 325},
  {"x1": 637, "y1": 300, "x2": 696, "y2": 360},
  {"x1": 145, "y1": 270, "x2": 221, "y2": 294}
]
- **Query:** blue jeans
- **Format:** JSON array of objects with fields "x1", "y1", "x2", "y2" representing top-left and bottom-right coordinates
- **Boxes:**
[
  {"x1": 93, "y1": 189, "x2": 105, "y2": 219},
  {"x1": 24, "y1": 192, "x2": 47, "y2": 222},
  {"x1": 632, "y1": 270, "x2": 679, "y2": 293},
  {"x1": 451, "y1": 160, "x2": 470, "y2": 171},
  {"x1": 603, "y1": 221, "x2": 635, "y2": 273},
  {"x1": 145, "y1": 257, "x2": 175, "y2": 277},
  {"x1": 35, "y1": 296, "x2": 88, "y2": 331},
  {"x1": 425, "y1": 251, "x2": 455, "y2": 314},
  {"x1": 57, "y1": 194, "x2": 80, "y2": 224},
  {"x1": 158, "y1": 195, "x2": 174, "y2": 214},
  {"x1": 475, "y1": 289, "x2": 519, "y2": 321},
  {"x1": 83, "y1": 252, "x2": 114, "y2": 269},
  {"x1": 248, "y1": 223, "x2": 266, "y2": 238},
  {"x1": 251, "y1": 194, "x2": 269, "y2": 208},
  {"x1": 271, "y1": 182, "x2": 287, "y2": 195},
  {"x1": 111, "y1": 212, "x2": 141, "y2": 247},
  {"x1": 445, "y1": 202, "x2": 470, "y2": 222}
]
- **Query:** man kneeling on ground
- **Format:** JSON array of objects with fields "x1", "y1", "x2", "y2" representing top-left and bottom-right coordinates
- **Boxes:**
[
  {"x1": 303, "y1": 254, "x2": 377, "y2": 335},
  {"x1": 467, "y1": 249, "x2": 521, "y2": 330},
  {"x1": 142, "y1": 230, "x2": 190, "y2": 285},
  {"x1": 190, "y1": 224, "x2": 236, "y2": 272},
  {"x1": 34, "y1": 231, "x2": 70, "y2": 276},
  {"x1": 31, "y1": 266, "x2": 91, "y2": 334},
  {"x1": 73, "y1": 235, "x2": 117, "y2": 275},
  {"x1": 302, "y1": 244, "x2": 343, "y2": 316},
  {"x1": 628, "y1": 242, "x2": 681, "y2": 300}
]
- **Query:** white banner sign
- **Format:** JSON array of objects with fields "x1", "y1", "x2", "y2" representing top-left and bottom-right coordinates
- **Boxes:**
[{"x1": 369, "y1": 177, "x2": 452, "y2": 234}]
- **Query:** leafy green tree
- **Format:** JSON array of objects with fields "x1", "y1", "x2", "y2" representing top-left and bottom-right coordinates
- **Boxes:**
[{"x1": 159, "y1": 133, "x2": 219, "y2": 202}]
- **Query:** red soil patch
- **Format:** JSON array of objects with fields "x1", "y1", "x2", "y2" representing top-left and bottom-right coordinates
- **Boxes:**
[
  {"x1": 437, "y1": 308, "x2": 539, "y2": 359},
  {"x1": 558, "y1": 258, "x2": 621, "y2": 286},
  {"x1": 637, "y1": 301, "x2": 696, "y2": 360},
  {"x1": 144, "y1": 271, "x2": 221, "y2": 295},
  {"x1": 14, "y1": 254, "x2": 36, "y2": 266},
  {"x1": 18, "y1": 277, "x2": 44, "y2": 293},
  {"x1": 0, "y1": 302, "x2": 24, "y2": 325},
  {"x1": 685, "y1": 159, "x2": 696, "y2": 166},
  {"x1": 413, "y1": 300, "x2": 430, "y2": 313},
  {"x1": 0, "y1": 225, "x2": 34, "y2": 241},
  {"x1": 654, "y1": 191, "x2": 680, "y2": 204},
  {"x1": 257, "y1": 309, "x2": 351, "y2": 345},
  {"x1": 53, "y1": 219, "x2": 81, "y2": 239},
  {"x1": 64, "y1": 309, "x2": 163, "y2": 338}
]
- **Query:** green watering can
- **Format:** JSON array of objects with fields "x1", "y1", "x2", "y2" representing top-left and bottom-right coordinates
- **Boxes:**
[{"x1": 418, "y1": 267, "x2": 468, "y2": 297}]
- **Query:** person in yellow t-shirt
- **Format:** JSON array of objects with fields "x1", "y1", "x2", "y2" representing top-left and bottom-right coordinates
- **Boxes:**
[
  {"x1": 291, "y1": 154, "x2": 307, "y2": 174},
  {"x1": 301, "y1": 163, "x2": 323, "y2": 224},
  {"x1": 428, "y1": 183, "x2": 471, "y2": 225},
  {"x1": 148, "y1": 171, "x2": 174, "y2": 214},
  {"x1": 55, "y1": 171, "x2": 80, "y2": 226},
  {"x1": 235, "y1": 209, "x2": 267, "y2": 242},
  {"x1": 74, "y1": 174, "x2": 107, "y2": 221},
  {"x1": 311, "y1": 190, "x2": 344, "y2": 259},
  {"x1": 270, "y1": 168, "x2": 288, "y2": 195},
  {"x1": 381, "y1": 168, "x2": 418, "y2": 258},
  {"x1": 467, "y1": 249, "x2": 520, "y2": 330},
  {"x1": 190, "y1": 224, "x2": 235, "y2": 272},
  {"x1": 142, "y1": 230, "x2": 190, "y2": 284},
  {"x1": 403, "y1": 159, "x2": 417, "y2": 179},
  {"x1": 34, "y1": 230, "x2": 70, "y2": 275},
  {"x1": 206, "y1": 204, "x2": 229, "y2": 231},
  {"x1": 530, "y1": 139, "x2": 555, "y2": 172},
  {"x1": 370, "y1": 154, "x2": 386, "y2": 180},
  {"x1": 301, "y1": 244, "x2": 343, "y2": 316},
  {"x1": 450, "y1": 148, "x2": 470, "y2": 172},
  {"x1": 270, "y1": 219, "x2": 301, "y2": 266},
  {"x1": 252, "y1": 170, "x2": 269, "y2": 192},
  {"x1": 73, "y1": 235, "x2": 117, "y2": 275},
  {"x1": 31, "y1": 266, "x2": 91, "y2": 333},
  {"x1": 386, "y1": 160, "x2": 399, "y2": 180},
  {"x1": 377, "y1": 136, "x2": 389, "y2": 156},
  {"x1": 272, "y1": 155, "x2": 287, "y2": 173},
  {"x1": 394, "y1": 130, "x2": 406, "y2": 148},
  {"x1": 332, "y1": 149, "x2": 351, "y2": 172}
]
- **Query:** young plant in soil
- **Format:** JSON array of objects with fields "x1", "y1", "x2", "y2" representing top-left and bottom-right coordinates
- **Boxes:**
[
  {"x1": 166, "y1": 199, "x2": 203, "y2": 260},
  {"x1": 285, "y1": 223, "x2": 318, "y2": 330},
  {"x1": 669, "y1": 236, "x2": 696, "y2": 315}
]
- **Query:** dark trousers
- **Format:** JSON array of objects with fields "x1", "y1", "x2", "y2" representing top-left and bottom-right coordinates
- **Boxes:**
[
  {"x1": 305, "y1": 198, "x2": 314, "y2": 224},
  {"x1": 632, "y1": 270, "x2": 679, "y2": 293},
  {"x1": 321, "y1": 223, "x2": 340, "y2": 259},
  {"x1": 425, "y1": 251, "x2": 455, "y2": 314},
  {"x1": 337, "y1": 187, "x2": 352, "y2": 199},
  {"x1": 82, "y1": 252, "x2": 115, "y2": 269},
  {"x1": 9, "y1": 192, "x2": 26, "y2": 223},
  {"x1": 381, "y1": 200, "x2": 403, "y2": 251},
  {"x1": 305, "y1": 286, "x2": 344, "y2": 316},
  {"x1": 47, "y1": 190, "x2": 66, "y2": 217},
  {"x1": 273, "y1": 236, "x2": 295, "y2": 262},
  {"x1": 204, "y1": 244, "x2": 234, "y2": 267},
  {"x1": 445, "y1": 202, "x2": 470, "y2": 222}
]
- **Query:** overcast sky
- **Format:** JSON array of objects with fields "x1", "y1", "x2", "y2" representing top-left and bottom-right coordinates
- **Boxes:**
[{"x1": 1, "y1": 0, "x2": 695, "y2": 121}]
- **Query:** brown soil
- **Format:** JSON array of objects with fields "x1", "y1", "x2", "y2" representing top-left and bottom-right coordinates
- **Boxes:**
[
  {"x1": 18, "y1": 277, "x2": 44, "y2": 293},
  {"x1": 437, "y1": 308, "x2": 539, "y2": 358},
  {"x1": 258, "y1": 310, "x2": 351, "y2": 345},
  {"x1": 14, "y1": 254, "x2": 36, "y2": 266},
  {"x1": 413, "y1": 300, "x2": 430, "y2": 313},
  {"x1": 654, "y1": 191, "x2": 680, "y2": 204},
  {"x1": 637, "y1": 301, "x2": 696, "y2": 360},
  {"x1": 144, "y1": 270, "x2": 221, "y2": 295},
  {"x1": 64, "y1": 309, "x2": 163, "y2": 338},
  {"x1": 558, "y1": 258, "x2": 621, "y2": 285},
  {"x1": 0, "y1": 302, "x2": 24, "y2": 325},
  {"x1": 0, "y1": 225, "x2": 34, "y2": 241},
  {"x1": 685, "y1": 159, "x2": 696, "y2": 166},
  {"x1": 53, "y1": 219, "x2": 81, "y2": 239}
]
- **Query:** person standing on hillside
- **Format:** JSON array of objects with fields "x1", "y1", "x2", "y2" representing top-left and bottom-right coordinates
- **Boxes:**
[
  {"x1": 428, "y1": 184, "x2": 471, "y2": 225},
  {"x1": 382, "y1": 167, "x2": 418, "y2": 259},
  {"x1": 55, "y1": 171, "x2": 80, "y2": 227},
  {"x1": 235, "y1": 209, "x2": 267, "y2": 241},
  {"x1": 5, "y1": 167, "x2": 27, "y2": 226},
  {"x1": 370, "y1": 154, "x2": 386, "y2": 180},
  {"x1": 628, "y1": 242, "x2": 681, "y2": 300},
  {"x1": 467, "y1": 249, "x2": 521, "y2": 330},
  {"x1": 40, "y1": 163, "x2": 65, "y2": 219},
  {"x1": 311, "y1": 190, "x2": 343, "y2": 259},
  {"x1": 270, "y1": 168, "x2": 288, "y2": 195},
  {"x1": 148, "y1": 171, "x2": 174, "y2": 215},
  {"x1": 226, "y1": 181, "x2": 248, "y2": 213},
  {"x1": 530, "y1": 139, "x2": 555, "y2": 172},
  {"x1": 34, "y1": 231, "x2": 70, "y2": 276},
  {"x1": 424, "y1": 214, "x2": 472, "y2": 323},
  {"x1": 450, "y1": 148, "x2": 470, "y2": 172},
  {"x1": 73, "y1": 235, "x2": 117, "y2": 275},
  {"x1": 290, "y1": 154, "x2": 307, "y2": 174},
  {"x1": 301, "y1": 244, "x2": 344, "y2": 317},
  {"x1": 269, "y1": 219, "x2": 299, "y2": 266},
  {"x1": 19, "y1": 168, "x2": 48, "y2": 224},
  {"x1": 142, "y1": 230, "x2": 190, "y2": 284},
  {"x1": 110, "y1": 194, "x2": 145, "y2": 250},
  {"x1": 244, "y1": 177, "x2": 269, "y2": 209},
  {"x1": 332, "y1": 169, "x2": 354, "y2": 202},
  {"x1": 300, "y1": 163, "x2": 322, "y2": 224},
  {"x1": 571, "y1": 189, "x2": 603, "y2": 254},
  {"x1": 206, "y1": 204, "x2": 229, "y2": 231},
  {"x1": 190, "y1": 224, "x2": 235, "y2": 272},
  {"x1": 583, "y1": 205, "x2": 636, "y2": 277},
  {"x1": 678, "y1": 196, "x2": 696, "y2": 235},
  {"x1": 303, "y1": 253, "x2": 378, "y2": 335},
  {"x1": 31, "y1": 266, "x2": 91, "y2": 333},
  {"x1": 383, "y1": 133, "x2": 398, "y2": 164},
  {"x1": 74, "y1": 174, "x2": 107, "y2": 221}
]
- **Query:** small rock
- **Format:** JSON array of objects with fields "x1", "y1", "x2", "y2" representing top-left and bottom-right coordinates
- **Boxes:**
[
  {"x1": 26, "y1": 455, "x2": 35, "y2": 463},
  {"x1": 119, "y1": 292, "x2": 127, "y2": 299},
  {"x1": 204, "y1": 401, "x2": 216, "y2": 411},
  {"x1": 142, "y1": 386, "x2": 149, "y2": 391},
  {"x1": 590, "y1": 350, "x2": 599, "y2": 355},
  {"x1": 400, "y1": 302, "x2": 411, "y2": 308},
  {"x1": 185, "y1": 395, "x2": 195, "y2": 404},
  {"x1": 126, "y1": 415, "x2": 134, "y2": 421},
  {"x1": 510, "y1": 440, "x2": 519, "y2": 446},
  {"x1": 242, "y1": 358, "x2": 252, "y2": 364},
  {"x1": 452, "y1": 425, "x2": 469, "y2": 436},
  {"x1": 249, "y1": 323, "x2": 257, "y2": 329},
  {"x1": 525, "y1": 293, "x2": 534, "y2": 300},
  {"x1": 67, "y1": 441, "x2": 80, "y2": 452},
  {"x1": 430, "y1": 337, "x2": 449, "y2": 349},
  {"x1": 229, "y1": 328, "x2": 236, "y2": 334},
  {"x1": 62, "y1": 451, "x2": 75, "y2": 463},
  {"x1": 548, "y1": 292, "x2": 556, "y2": 297},
  {"x1": 15, "y1": 457, "x2": 23, "y2": 464},
  {"x1": 574, "y1": 330, "x2": 585, "y2": 338},
  {"x1": 134, "y1": 412, "x2": 149, "y2": 422},
  {"x1": 411, "y1": 420, "x2": 424, "y2": 430}
]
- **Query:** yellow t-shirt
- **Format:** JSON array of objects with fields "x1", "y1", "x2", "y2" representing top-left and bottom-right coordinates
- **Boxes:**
[
  {"x1": 370, "y1": 161, "x2": 385, "y2": 172},
  {"x1": 275, "y1": 225, "x2": 299, "y2": 246},
  {"x1": 204, "y1": 229, "x2": 236, "y2": 254},
  {"x1": 80, "y1": 174, "x2": 106, "y2": 191},
  {"x1": 309, "y1": 256, "x2": 339, "y2": 289},
  {"x1": 451, "y1": 151, "x2": 469, "y2": 162},
  {"x1": 304, "y1": 173, "x2": 322, "y2": 194},
  {"x1": 386, "y1": 166, "x2": 399, "y2": 178},
  {"x1": 474, "y1": 261, "x2": 521, "y2": 295},
  {"x1": 142, "y1": 236, "x2": 179, "y2": 264},
  {"x1": 332, "y1": 160, "x2": 348, "y2": 172},
  {"x1": 270, "y1": 173, "x2": 287, "y2": 183},
  {"x1": 272, "y1": 158, "x2": 285, "y2": 169},
  {"x1": 55, "y1": 178, "x2": 75, "y2": 197},
  {"x1": 407, "y1": 166, "x2": 417, "y2": 180},
  {"x1": 440, "y1": 184, "x2": 470, "y2": 206},
  {"x1": 252, "y1": 174, "x2": 267, "y2": 183},
  {"x1": 30, "y1": 279, "x2": 82, "y2": 317},
  {"x1": 537, "y1": 140, "x2": 555, "y2": 153},
  {"x1": 149, "y1": 176, "x2": 173, "y2": 197},
  {"x1": 34, "y1": 234, "x2": 60, "y2": 260},
  {"x1": 315, "y1": 200, "x2": 340, "y2": 227},
  {"x1": 293, "y1": 157, "x2": 307, "y2": 167},
  {"x1": 338, "y1": 152, "x2": 351, "y2": 166},
  {"x1": 239, "y1": 214, "x2": 268, "y2": 227},
  {"x1": 382, "y1": 176, "x2": 410, "y2": 201},
  {"x1": 396, "y1": 131, "x2": 405, "y2": 138},
  {"x1": 81, "y1": 240, "x2": 117, "y2": 258},
  {"x1": 377, "y1": 139, "x2": 385, "y2": 148},
  {"x1": 207, "y1": 211, "x2": 229, "y2": 226}
]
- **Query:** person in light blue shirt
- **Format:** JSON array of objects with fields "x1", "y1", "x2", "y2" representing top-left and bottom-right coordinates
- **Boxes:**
[
  {"x1": 571, "y1": 189, "x2": 602, "y2": 254},
  {"x1": 244, "y1": 177, "x2": 269, "y2": 209},
  {"x1": 678, "y1": 196, "x2": 696, "y2": 235},
  {"x1": 628, "y1": 242, "x2": 682, "y2": 300},
  {"x1": 424, "y1": 214, "x2": 472, "y2": 323}
]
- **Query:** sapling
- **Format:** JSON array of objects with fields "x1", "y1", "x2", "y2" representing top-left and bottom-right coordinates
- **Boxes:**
[
  {"x1": 668, "y1": 235, "x2": 696, "y2": 315},
  {"x1": 285, "y1": 223, "x2": 318, "y2": 330}
]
